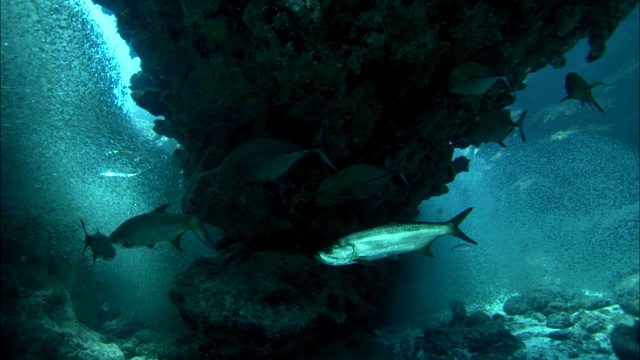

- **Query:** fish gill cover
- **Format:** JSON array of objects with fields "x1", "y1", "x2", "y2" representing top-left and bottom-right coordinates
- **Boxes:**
[{"x1": 1, "y1": 0, "x2": 638, "y2": 359}]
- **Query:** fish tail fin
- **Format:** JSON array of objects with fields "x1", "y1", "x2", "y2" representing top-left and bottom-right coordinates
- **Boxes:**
[
  {"x1": 190, "y1": 217, "x2": 216, "y2": 249},
  {"x1": 590, "y1": 96, "x2": 605, "y2": 113},
  {"x1": 315, "y1": 120, "x2": 337, "y2": 170},
  {"x1": 446, "y1": 208, "x2": 477, "y2": 245},
  {"x1": 516, "y1": 110, "x2": 527, "y2": 143},
  {"x1": 589, "y1": 82, "x2": 605, "y2": 112},
  {"x1": 500, "y1": 76, "x2": 513, "y2": 93}
]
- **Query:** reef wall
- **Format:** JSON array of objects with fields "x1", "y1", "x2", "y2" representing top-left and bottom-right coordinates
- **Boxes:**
[
  {"x1": 91, "y1": 0, "x2": 637, "y2": 252},
  {"x1": 89, "y1": 0, "x2": 638, "y2": 358}
]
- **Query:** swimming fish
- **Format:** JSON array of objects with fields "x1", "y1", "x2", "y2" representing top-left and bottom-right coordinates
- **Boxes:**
[
  {"x1": 453, "y1": 109, "x2": 527, "y2": 148},
  {"x1": 315, "y1": 164, "x2": 409, "y2": 206},
  {"x1": 452, "y1": 244, "x2": 471, "y2": 251},
  {"x1": 449, "y1": 62, "x2": 511, "y2": 96},
  {"x1": 560, "y1": 72, "x2": 605, "y2": 112},
  {"x1": 217, "y1": 123, "x2": 336, "y2": 187},
  {"x1": 81, "y1": 219, "x2": 116, "y2": 263},
  {"x1": 109, "y1": 204, "x2": 216, "y2": 251},
  {"x1": 316, "y1": 208, "x2": 477, "y2": 266}
]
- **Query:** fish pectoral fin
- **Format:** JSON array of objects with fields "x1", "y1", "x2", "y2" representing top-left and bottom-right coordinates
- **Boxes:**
[
  {"x1": 170, "y1": 233, "x2": 185, "y2": 252},
  {"x1": 276, "y1": 177, "x2": 296, "y2": 188},
  {"x1": 146, "y1": 244, "x2": 155, "y2": 249},
  {"x1": 386, "y1": 254, "x2": 401, "y2": 260},
  {"x1": 354, "y1": 258, "x2": 377, "y2": 266},
  {"x1": 151, "y1": 204, "x2": 170, "y2": 213},
  {"x1": 419, "y1": 243, "x2": 436, "y2": 258}
]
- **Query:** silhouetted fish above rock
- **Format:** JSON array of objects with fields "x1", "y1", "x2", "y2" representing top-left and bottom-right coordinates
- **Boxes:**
[
  {"x1": 315, "y1": 163, "x2": 409, "y2": 206},
  {"x1": 560, "y1": 72, "x2": 605, "y2": 112},
  {"x1": 454, "y1": 109, "x2": 527, "y2": 148},
  {"x1": 217, "y1": 124, "x2": 336, "y2": 187},
  {"x1": 448, "y1": 62, "x2": 511, "y2": 96}
]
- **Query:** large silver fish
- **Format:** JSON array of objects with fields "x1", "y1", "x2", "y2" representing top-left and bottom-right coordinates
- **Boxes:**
[
  {"x1": 81, "y1": 219, "x2": 116, "y2": 263},
  {"x1": 109, "y1": 204, "x2": 216, "y2": 251},
  {"x1": 317, "y1": 208, "x2": 476, "y2": 266}
]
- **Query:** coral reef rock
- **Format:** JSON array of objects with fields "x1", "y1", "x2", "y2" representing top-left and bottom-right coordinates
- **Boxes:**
[
  {"x1": 1, "y1": 282, "x2": 124, "y2": 360},
  {"x1": 91, "y1": 0, "x2": 638, "y2": 254},
  {"x1": 169, "y1": 253, "x2": 387, "y2": 359}
]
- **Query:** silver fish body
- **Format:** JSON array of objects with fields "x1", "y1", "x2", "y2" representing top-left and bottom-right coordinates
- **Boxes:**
[
  {"x1": 317, "y1": 208, "x2": 476, "y2": 266},
  {"x1": 109, "y1": 204, "x2": 215, "y2": 251}
]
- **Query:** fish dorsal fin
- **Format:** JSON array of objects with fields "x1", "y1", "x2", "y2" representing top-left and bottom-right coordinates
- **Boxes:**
[
  {"x1": 152, "y1": 204, "x2": 171, "y2": 213},
  {"x1": 80, "y1": 219, "x2": 88, "y2": 235},
  {"x1": 420, "y1": 242, "x2": 436, "y2": 258}
]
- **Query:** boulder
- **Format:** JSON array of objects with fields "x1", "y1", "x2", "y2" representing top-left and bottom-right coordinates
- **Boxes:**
[
  {"x1": 610, "y1": 322, "x2": 640, "y2": 360},
  {"x1": 1, "y1": 284, "x2": 124, "y2": 360},
  {"x1": 169, "y1": 253, "x2": 385, "y2": 359},
  {"x1": 546, "y1": 312, "x2": 573, "y2": 329}
]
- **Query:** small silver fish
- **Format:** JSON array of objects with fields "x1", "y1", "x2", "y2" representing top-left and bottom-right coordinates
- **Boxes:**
[
  {"x1": 449, "y1": 62, "x2": 511, "y2": 96},
  {"x1": 317, "y1": 208, "x2": 477, "y2": 266},
  {"x1": 109, "y1": 204, "x2": 216, "y2": 251},
  {"x1": 81, "y1": 219, "x2": 116, "y2": 263},
  {"x1": 560, "y1": 72, "x2": 604, "y2": 112},
  {"x1": 315, "y1": 164, "x2": 409, "y2": 206},
  {"x1": 452, "y1": 244, "x2": 471, "y2": 251}
]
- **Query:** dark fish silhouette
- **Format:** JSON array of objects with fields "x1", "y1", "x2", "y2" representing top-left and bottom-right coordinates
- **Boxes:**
[
  {"x1": 81, "y1": 219, "x2": 116, "y2": 264},
  {"x1": 560, "y1": 72, "x2": 605, "y2": 112},
  {"x1": 109, "y1": 204, "x2": 216, "y2": 251},
  {"x1": 315, "y1": 164, "x2": 409, "y2": 206},
  {"x1": 449, "y1": 62, "x2": 511, "y2": 96},
  {"x1": 217, "y1": 123, "x2": 335, "y2": 187},
  {"x1": 454, "y1": 109, "x2": 527, "y2": 148}
]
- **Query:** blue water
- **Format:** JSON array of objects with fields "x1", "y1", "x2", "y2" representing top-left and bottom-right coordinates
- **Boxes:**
[{"x1": 1, "y1": 0, "x2": 638, "y2": 359}]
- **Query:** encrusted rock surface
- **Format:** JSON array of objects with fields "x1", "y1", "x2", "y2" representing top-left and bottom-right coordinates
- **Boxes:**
[
  {"x1": 169, "y1": 252, "x2": 390, "y2": 359},
  {"x1": 90, "y1": 0, "x2": 638, "y2": 357},
  {"x1": 0, "y1": 281, "x2": 125, "y2": 360},
  {"x1": 92, "y1": 0, "x2": 638, "y2": 252}
]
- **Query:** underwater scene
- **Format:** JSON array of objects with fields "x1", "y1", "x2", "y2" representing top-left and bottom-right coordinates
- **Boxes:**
[{"x1": 1, "y1": 0, "x2": 639, "y2": 359}]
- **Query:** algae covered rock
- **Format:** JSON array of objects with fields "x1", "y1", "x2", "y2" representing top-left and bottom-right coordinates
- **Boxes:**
[{"x1": 169, "y1": 252, "x2": 387, "y2": 359}]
